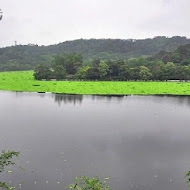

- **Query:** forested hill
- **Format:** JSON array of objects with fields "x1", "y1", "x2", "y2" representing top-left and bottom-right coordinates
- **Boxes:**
[
  {"x1": 151, "y1": 44, "x2": 190, "y2": 65},
  {"x1": 46, "y1": 36, "x2": 190, "y2": 58},
  {"x1": 0, "y1": 36, "x2": 190, "y2": 71}
]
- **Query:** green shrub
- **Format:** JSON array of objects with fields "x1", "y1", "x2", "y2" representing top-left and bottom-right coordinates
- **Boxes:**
[
  {"x1": 0, "y1": 151, "x2": 19, "y2": 189},
  {"x1": 69, "y1": 176, "x2": 110, "y2": 190}
]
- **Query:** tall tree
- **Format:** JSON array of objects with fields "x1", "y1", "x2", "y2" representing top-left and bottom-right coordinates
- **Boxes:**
[
  {"x1": 129, "y1": 67, "x2": 140, "y2": 81},
  {"x1": 75, "y1": 66, "x2": 90, "y2": 80},
  {"x1": 34, "y1": 64, "x2": 52, "y2": 80},
  {"x1": 152, "y1": 61, "x2": 165, "y2": 80},
  {"x1": 163, "y1": 62, "x2": 176, "y2": 80},
  {"x1": 139, "y1": 66, "x2": 152, "y2": 81},
  {"x1": 98, "y1": 60, "x2": 109, "y2": 79},
  {"x1": 52, "y1": 53, "x2": 83, "y2": 75},
  {"x1": 53, "y1": 65, "x2": 66, "y2": 80}
]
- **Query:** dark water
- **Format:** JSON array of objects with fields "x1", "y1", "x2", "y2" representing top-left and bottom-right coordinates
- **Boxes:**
[{"x1": 1, "y1": 92, "x2": 190, "y2": 190}]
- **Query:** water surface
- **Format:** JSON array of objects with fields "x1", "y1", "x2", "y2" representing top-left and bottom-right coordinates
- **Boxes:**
[{"x1": 0, "y1": 92, "x2": 190, "y2": 190}]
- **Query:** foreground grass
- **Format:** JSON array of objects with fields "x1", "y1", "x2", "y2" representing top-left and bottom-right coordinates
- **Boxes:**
[{"x1": 0, "y1": 71, "x2": 190, "y2": 95}]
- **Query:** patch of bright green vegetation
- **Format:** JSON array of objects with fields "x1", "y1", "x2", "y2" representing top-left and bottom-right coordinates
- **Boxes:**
[
  {"x1": 1, "y1": 71, "x2": 190, "y2": 95},
  {"x1": 69, "y1": 176, "x2": 109, "y2": 190}
]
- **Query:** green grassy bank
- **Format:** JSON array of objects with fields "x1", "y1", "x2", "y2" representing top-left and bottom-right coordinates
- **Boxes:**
[{"x1": 0, "y1": 71, "x2": 190, "y2": 95}]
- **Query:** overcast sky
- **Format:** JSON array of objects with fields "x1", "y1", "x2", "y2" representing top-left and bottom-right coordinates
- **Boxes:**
[{"x1": 0, "y1": 0, "x2": 190, "y2": 47}]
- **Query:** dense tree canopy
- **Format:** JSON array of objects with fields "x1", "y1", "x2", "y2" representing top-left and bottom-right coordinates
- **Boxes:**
[
  {"x1": 34, "y1": 64, "x2": 52, "y2": 80},
  {"x1": 34, "y1": 52, "x2": 190, "y2": 81}
]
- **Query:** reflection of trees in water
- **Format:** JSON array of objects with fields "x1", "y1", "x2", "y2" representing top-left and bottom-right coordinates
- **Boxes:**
[
  {"x1": 90, "y1": 94, "x2": 190, "y2": 108},
  {"x1": 0, "y1": 9, "x2": 2, "y2": 20},
  {"x1": 54, "y1": 94, "x2": 83, "y2": 106},
  {"x1": 90, "y1": 95, "x2": 125, "y2": 102},
  {"x1": 173, "y1": 95, "x2": 190, "y2": 106},
  {"x1": 13, "y1": 92, "x2": 190, "y2": 107},
  {"x1": 54, "y1": 94, "x2": 125, "y2": 106},
  {"x1": 153, "y1": 95, "x2": 190, "y2": 107}
]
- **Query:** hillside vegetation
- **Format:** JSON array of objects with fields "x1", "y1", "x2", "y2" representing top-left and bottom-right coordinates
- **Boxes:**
[
  {"x1": 151, "y1": 44, "x2": 190, "y2": 64},
  {"x1": 0, "y1": 36, "x2": 190, "y2": 71}
]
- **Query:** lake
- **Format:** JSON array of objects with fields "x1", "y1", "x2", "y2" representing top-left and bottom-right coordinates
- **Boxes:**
[{"x1": 1, "y1": 92, "x2": 190, "y2": 190}]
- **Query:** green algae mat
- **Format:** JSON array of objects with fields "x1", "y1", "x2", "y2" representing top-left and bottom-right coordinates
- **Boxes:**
[{"x1": 0, "y1": 71, "x2": 190, "y2": 95}]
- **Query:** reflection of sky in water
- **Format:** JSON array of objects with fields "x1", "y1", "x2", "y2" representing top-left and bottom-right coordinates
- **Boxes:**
[{"x1": 0, "y1": 92, "x2": 190, "y2": 190}]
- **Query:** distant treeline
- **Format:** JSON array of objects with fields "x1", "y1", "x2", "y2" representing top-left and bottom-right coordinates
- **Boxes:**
[
  {"x1": 34, "y1": 52, "x2": 190, "y2": 81},
  {"x1": 1, "y1": 36, "x2": 190, "y2": 71}
]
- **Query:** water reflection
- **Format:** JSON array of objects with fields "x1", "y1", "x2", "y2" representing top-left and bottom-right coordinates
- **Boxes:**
[
  {"x1": 11, "y1": 92, "x2": 190, "y2": 108},
  {"x1": 152, "y1": 95, "x2": 190, "y2": 107},
  {"x1": 52, "y1": 93, "x2": 190, "y2": 108},
  {"x1": 53, "y1": 94, "x2": 83, "y2": 106},
  {"x1": 53, "y1": 94, "x2": 126, "y2": 105},
  {"x1": 90, "y1": 95, "x2": 125, "y2": 102}
]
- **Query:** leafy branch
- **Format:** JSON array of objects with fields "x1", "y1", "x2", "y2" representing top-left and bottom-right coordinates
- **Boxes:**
[
  {"x1": 69, "y1": 176, "x2": 110, "y2": 190},
  {"x1": 0, "y1": 150, "x2": 19, "y2": 189}
]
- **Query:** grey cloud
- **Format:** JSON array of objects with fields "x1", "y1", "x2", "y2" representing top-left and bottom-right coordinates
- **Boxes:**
[{"x1": 0, "y1": 0, "x2": 189, "y2": 47}]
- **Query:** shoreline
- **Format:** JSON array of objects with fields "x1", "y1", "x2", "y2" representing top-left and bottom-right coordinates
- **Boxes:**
[{"x1": 1, "y1": 71, "x2": 190, "y2": 96}]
